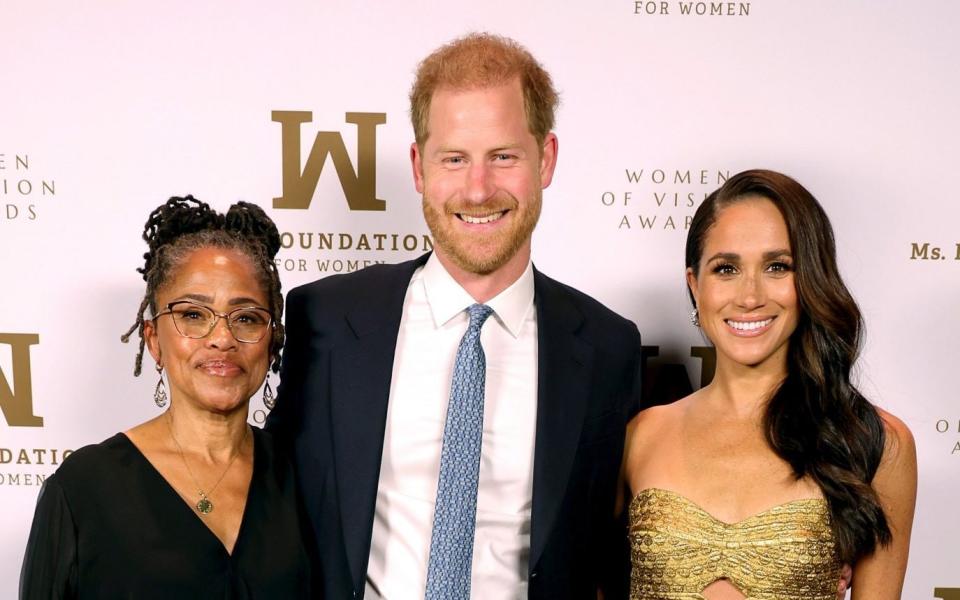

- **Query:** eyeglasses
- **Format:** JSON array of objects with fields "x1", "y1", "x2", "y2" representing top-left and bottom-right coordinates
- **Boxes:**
[{"x1": 154, "y1": 301, "x2": 273, "y2": 343}]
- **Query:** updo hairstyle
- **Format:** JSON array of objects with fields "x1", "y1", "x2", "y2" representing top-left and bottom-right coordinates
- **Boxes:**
[{"x1": 120, "y1": 196, "x2": 284, "y2": 376}]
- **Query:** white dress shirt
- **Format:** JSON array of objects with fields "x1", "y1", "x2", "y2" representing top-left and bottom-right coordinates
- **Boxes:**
[{"x1": 365, "y1": 253, "x2": 539, "y2": 599}]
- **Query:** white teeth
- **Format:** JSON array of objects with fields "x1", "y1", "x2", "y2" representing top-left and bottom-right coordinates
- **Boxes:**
[
  {"x1": 726, "y1": 318, "x2": 773, "y2": 331},
  {"x1": 459, "y1": 211, "x2": 505, "y2": 224}
]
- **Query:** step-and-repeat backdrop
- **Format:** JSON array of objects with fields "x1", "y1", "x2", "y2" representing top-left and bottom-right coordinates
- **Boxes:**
[{"x1": 2, "y1": 2, "x2": 957, "y2": 597}]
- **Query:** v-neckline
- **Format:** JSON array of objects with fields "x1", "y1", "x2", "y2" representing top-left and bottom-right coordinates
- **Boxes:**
[{"x1": 117, "y1": 430, "x2": 259, "y2": 558}]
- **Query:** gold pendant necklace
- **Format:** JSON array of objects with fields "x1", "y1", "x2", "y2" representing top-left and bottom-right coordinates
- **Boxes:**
[
  {"x1": 197, "y1": 494, "x2": 214, "y2": 515},
  {"x1": 167, "y1": 411, "x2": 248, "y2": 516}
]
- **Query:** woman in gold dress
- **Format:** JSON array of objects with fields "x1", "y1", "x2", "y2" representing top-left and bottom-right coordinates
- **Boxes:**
[{"x1": 622, "y1": 170, "x2": 916, "y2": 600}]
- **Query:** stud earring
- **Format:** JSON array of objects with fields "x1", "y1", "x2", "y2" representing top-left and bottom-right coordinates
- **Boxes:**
[
  {"x1": 690, "y1": 308, "x2": 700, "y2": 327},
  {"x1": 263, "y1": 374, "x2": 275, "y2": 410},
  {"x1": 154, "y1": 364, "x2": 168, "y2": 408}
]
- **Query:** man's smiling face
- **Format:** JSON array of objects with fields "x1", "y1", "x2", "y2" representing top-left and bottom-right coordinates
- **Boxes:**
[{"x1": 413, "y1": 77, "x2": 556, "y2": 275}]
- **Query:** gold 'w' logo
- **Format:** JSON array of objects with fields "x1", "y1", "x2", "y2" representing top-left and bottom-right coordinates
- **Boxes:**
[
  {"x1": 0, "y1": 333, "x2": 42, "y2": 427},
  {"x1": 935, "y1": 589, "x2": 960, "y2": 600},
  {"x1": 273, "y1": 111, "x2": 387, "y2": 211}
]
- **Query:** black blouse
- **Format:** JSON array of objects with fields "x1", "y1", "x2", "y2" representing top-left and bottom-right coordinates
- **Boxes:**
[{"x1": 20, "y1": 427, "x2": 314, "y2": 599}]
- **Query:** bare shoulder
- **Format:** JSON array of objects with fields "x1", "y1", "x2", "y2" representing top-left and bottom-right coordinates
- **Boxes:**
[
  {"x1": 625, "y1": 394, "x2": 695, "y2": 456},
  {"x1": 848, "y1": 408, "x2": 917, "y2": 597},
  {"x1": 869, "y1": 405, "x2": 917, "y2": 518},
  {"x1": 622, "y1": 396, "x2": 696, "y2": 497},
  {"x1": 628, "y1": 403, "x2": 671, "y2": 433},
  {"x1": 123, "y1": 415, "x2": 166, "y2": 452},
  {"x1": 875, "y1": 406, "x2": 917, "y2": 470},
  {"x1": 628, "y1": 402, "x2": 678, "y2": 441}
]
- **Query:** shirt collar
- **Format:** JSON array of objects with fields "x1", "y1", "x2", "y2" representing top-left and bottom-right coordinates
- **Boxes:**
[{"x1": 420, "y1": 253, "x2": 535, "y2": 339}]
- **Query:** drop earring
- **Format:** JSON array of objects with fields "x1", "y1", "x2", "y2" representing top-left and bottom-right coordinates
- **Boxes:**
[
  {"x1": 690, "y1": 308, "x2": 700, "y2": 327},
  {"x1": 262, "y1": 374, "x2": 275, "y2": 410},
  {"x1": 154, "y1": 364, "x2": 168, "y2": 408}
]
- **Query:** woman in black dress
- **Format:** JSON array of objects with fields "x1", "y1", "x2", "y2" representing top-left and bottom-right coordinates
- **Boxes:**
[{"x1": 20, "y1": 196, "x2": 314, "y2": 598}]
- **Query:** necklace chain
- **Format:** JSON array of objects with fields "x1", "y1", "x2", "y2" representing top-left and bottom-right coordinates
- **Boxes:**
[{"x1": 166, "y1": 411, "x2": 248, "y2": 515}]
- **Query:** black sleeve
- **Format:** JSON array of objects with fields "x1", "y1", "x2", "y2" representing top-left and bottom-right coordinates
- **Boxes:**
[
  {"x1": 600, "y1": 322, "x2": 642, "y2": 600},
  {"x1": 20, "y1": 477, "x2": 79, "y2": 600},
  {"x1": 625, "y1": 323, "x2": 643, "y2": 420},
  {"x1": 265, "y1": 285, "x2": 309, "y2": 442}
]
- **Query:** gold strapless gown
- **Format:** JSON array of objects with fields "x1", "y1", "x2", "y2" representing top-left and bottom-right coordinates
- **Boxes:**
[{"x1": 629, "y1": 488, "x2": 842, "y2": 600}]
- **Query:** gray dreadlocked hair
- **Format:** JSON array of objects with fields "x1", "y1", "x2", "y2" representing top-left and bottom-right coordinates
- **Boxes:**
[{"x1": 121, "y1": 195, "x2": 285, "y2": 375}]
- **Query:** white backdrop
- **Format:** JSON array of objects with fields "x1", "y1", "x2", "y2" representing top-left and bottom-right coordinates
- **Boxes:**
[{"x1": 2, "y1": 2, "x2": 958, "y2": 597}]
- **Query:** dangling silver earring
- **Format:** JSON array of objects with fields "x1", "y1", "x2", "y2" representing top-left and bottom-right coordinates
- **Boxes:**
[
  {"x1": 154, "y1": 364, "x2": 168, "y2": 408},
  {"x1": 262, "y1": 374, "x2": 275, "y2": 410},
  {"x1": 690, "y1": 308, "x2": 700, "y2": 327}
]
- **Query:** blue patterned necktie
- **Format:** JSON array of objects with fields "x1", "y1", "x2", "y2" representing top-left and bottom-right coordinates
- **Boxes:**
[{"x1": 425, "y1": 303, "x2": 494, "y2": 600}]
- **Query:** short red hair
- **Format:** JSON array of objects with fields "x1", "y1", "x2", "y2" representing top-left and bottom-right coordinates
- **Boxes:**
[{"x1": 409, "y1": 32, "x2": 559, "y2": 148}]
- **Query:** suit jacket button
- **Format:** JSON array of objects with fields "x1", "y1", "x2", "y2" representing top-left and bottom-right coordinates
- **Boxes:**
[{"x1": 531, "y1": 570, "x2": 539, "y2": 578}]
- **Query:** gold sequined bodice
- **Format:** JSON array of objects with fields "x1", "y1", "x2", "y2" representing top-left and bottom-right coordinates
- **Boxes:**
[{"x1": 629, "y1": 488, "x2": 841, "y2": 600}]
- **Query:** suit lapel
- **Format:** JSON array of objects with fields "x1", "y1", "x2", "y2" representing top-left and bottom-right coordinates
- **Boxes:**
[
  {"x1": 529, "y1": 270, "x2": 595, "y2": 570},
  {"x1": 329, "y1": 254, "x2": 429, "y2": 587}
]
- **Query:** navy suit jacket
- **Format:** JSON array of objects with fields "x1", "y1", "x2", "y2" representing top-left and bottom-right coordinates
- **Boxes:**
[{"x1": 266, "y1": 254, "x2": 642, "y2": 599}]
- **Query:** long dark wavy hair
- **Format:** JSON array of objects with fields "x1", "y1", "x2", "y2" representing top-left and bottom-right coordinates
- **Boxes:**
[
  {"x1": 121, "y1": 195, "x2": 285, "y2": 376},
  {"x1": 685, "y1": 169, "x2": 890, "y2": 563}
]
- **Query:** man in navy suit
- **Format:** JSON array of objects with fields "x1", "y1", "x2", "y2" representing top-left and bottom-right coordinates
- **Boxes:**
[{"x1": 267, "y1": 33, "x2": 642, "y2": 599}]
